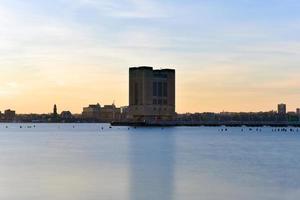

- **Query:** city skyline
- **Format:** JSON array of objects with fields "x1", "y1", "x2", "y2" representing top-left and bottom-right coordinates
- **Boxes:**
[{"x1": 1, "y1": 0, "x2": 300, "y2": 113}]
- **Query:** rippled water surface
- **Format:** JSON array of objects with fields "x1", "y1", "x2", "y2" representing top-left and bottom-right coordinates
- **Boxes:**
[{"x1": 0, "y1": 124, "x2": 299, "y2": 200}]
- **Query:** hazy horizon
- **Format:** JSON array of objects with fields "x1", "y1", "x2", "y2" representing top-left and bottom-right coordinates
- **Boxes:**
[{"x1": 1, "y1": 0, "x2": 300, "y2": 114}]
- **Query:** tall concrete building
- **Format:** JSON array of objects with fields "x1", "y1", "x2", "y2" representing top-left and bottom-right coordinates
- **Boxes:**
[{"x1": 129, "y1": 66, "x2": 175, "y2": 121}]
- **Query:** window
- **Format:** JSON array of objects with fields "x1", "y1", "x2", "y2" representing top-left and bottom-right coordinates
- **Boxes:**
[
  {"x1": 153, "y1": 82, "x2": 157, "y2": 96},
  {"x1": 158, "y1": 82, "x2": 163, "y2": 97},
  {"x1": 163, "y1": 99, "x2": 168, "y2": 105},
  {"x1": 163, "y1": 82, "x2": 168, "y2": 97},
  {"x1": 158, "y1": 99, "x2": 162, "y2": 105},
  {"x1": 153, "y1": 99, "x2": 157, "y2": 105},
  {"x1": 134, "y1": 82, "x2": 138, "y2": 105},
  {"x1": 154, "y1": 73, "x2": 167, "y2": 78}
]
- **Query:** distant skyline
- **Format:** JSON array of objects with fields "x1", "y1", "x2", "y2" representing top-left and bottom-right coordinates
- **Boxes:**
[{"x1": 1, "y1": 0, "x2": 300, "y2": 114}]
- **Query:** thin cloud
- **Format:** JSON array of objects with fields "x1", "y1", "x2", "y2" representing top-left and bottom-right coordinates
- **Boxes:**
[{"x1": 64, "y1": 0, "x2": 169, "y2": 18}]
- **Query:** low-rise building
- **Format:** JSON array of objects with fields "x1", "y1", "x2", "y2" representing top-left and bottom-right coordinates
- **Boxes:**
[
  {"x1": 82, "y1": 103, "x2": 121, "y2": 122},
  {"x1": 82, "y1": 103, "x2": 101, "y2": 120},
  {"x1": 296, "y1": 108, "x2": 300, "y2": 116},
  {"x1": 4, "y1": 109, "x2": 16, "y2": 121},
  {"x1": 120, "y1": 106, "x2": 129, "y2": 120},
  {"x1": 101, "y1": 104, "x2": 121, "y2": 122},
  {"x1": 61, "y1": 111, "x2": 73, "y2": 120}
]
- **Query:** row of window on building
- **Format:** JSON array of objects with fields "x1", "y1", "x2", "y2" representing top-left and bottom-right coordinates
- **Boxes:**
[
  {"x1": 153, "y1": 99, "x2": 168, "y2": 105},
  {"x1": 153, "y1": 82, "x2": 168, "y2": 97}
]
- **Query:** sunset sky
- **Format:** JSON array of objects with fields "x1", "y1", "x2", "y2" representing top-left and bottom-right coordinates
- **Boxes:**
[{"x1": 1, "y1": 0, "x2": 300, "y2": 114}]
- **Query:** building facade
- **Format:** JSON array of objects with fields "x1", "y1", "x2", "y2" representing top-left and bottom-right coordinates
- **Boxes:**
[
  {"x1": 101, "y1": 104, "x2": 121, "y2": 122},
  {"x1": 129, "y1": 66, "x2": 175, "y2": 121},
  {"x1": 82, "y1": 103, "x2": 121, "y2": 122},
  {"x1": 82, "y1": 103, "x2": 101, "y2": 120},
  {"x1": 4, "y1": 109, "x2": 16, "y2": 121}
]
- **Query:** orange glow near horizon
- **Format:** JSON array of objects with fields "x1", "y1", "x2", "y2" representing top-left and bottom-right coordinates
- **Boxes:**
[{"x1": 1, "y1": 66, "x2": 300, "y2": 114}]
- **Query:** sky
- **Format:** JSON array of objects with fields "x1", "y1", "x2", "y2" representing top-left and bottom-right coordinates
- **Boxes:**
[{"x1": 1, "y1": 0, "x2": 300, "y2": 114}]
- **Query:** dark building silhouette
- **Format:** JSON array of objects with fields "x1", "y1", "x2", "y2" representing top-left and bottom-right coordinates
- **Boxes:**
[
  {"x1": 53, "y1": 104, "x2": 58, "y2": 116},
  {"x1": 60, "y1": 111, "x2": 73, "y2": 120},
  {"x1": 129, "y1": 66, "x2": 176, "y2": 121},
  {"x1": 4, "y1": 109, "x2": 16, "y2": 121},
  {"x1": 50, "y1": 104, "x2": 59, "y2": 122},
  {"x1": 296, "y1": 108, "x2": 300, "y2": 116},
  {"x1": 278, "y1": 104, "x2": 287, "y2": 115}
]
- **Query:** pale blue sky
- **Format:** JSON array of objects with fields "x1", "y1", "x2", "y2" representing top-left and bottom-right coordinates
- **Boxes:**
[{"x1": 0, "y1": 0, "x2": 300, "y2": 113}]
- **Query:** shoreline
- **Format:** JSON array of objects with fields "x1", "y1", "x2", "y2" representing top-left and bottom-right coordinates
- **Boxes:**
[
  {"x1": 111, "y1": 121, "x2": 300, "y2": 127},
  {"x1": 1, "y1": 122, "x2": 300, "y2": 128}
]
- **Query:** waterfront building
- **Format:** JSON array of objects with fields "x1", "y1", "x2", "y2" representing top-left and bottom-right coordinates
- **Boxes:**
[
  {"x1": 129, "y1": 66, "x2": 176, "y2": 121},
  {"x1": 82, "y1": 103, "x2": 121, "y2": 122},
  {"x1": 120, "y1": 106, "x2": 129, "y2": 120},
  {"x1": 60, "y1": 111, "x2": 73, "y2": 120},
  {"x1": 4, "y1": 109, "x2": 16, "y2": 121},
  {"x1": 101, "y1": 104, "x2": 121, "y2": 122},
  {"x1": 82, "y1": 103, "x2": 101, "y2": 120},
  {"x1": 278, "y1": 104, "x2": 287, "y2": 115}
]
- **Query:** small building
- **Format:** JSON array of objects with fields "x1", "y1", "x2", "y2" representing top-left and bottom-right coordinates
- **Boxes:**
[
  {"x1": 296, "y1": 108, "x2": 300, "y2": 116},
  {"x1": 60, "y1": 111, "x2": 73, "y2": 120},
  {"x1": 277, "y1": 104, "x2": 287, "y2": 115}
]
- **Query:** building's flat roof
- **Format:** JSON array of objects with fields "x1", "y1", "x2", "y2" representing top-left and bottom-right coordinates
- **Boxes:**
[
  {"x1": 130, "y1": 66, "x2": 175, "y2": 71},
  {"x1": 154, "y1": 69, "x2": 175, "y2": 72},
  {"x1": 130, "y1": 66, "x2": 153, "y2": 70}
]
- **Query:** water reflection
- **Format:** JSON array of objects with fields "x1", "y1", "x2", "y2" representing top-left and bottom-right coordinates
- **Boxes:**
[{"x1": 129, "y1": 128, "x2": 175, "y2": 200}]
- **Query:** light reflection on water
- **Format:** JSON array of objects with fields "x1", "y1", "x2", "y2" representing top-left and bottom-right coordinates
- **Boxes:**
[
  {"x1": 0, "y1": 124, "x2": 299, "y2": 200},
  {"x1": 129, "y1": 128, "x2": 175, "y2": 200}
]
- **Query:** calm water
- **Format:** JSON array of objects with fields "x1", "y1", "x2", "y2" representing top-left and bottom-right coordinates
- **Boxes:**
[{"x1": 0, "y1": 124, "x2": 299, "y2": 200}]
